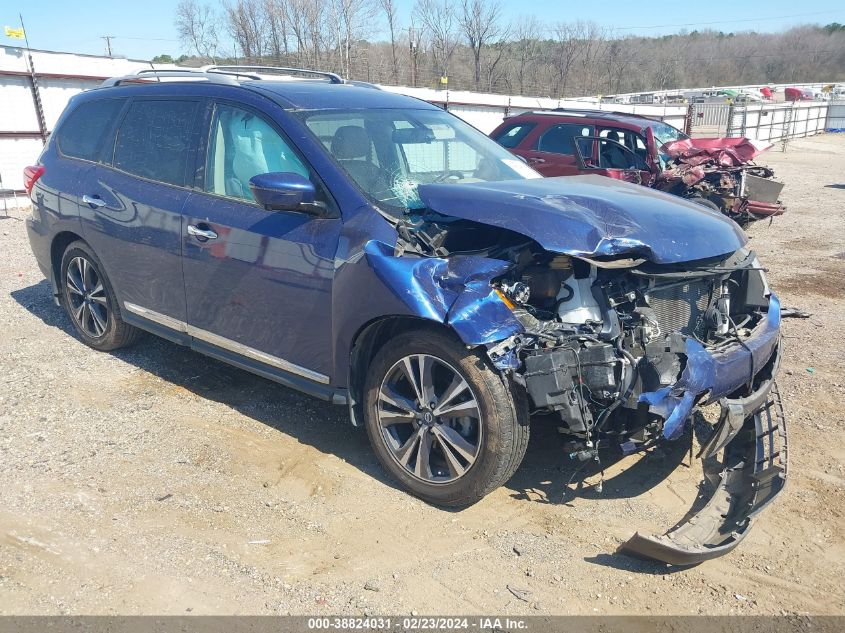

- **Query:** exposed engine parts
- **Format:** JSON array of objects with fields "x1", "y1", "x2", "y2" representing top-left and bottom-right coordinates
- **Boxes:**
[{"x1": 487, "y1": 241, "x2": 772, "y2": 452}]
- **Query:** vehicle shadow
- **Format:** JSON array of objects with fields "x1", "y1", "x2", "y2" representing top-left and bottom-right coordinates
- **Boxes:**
[
  {"x1": 10, "y1": 280, "x2": 395, "y2": 492},
  {"x1": 505, "y1": 418, "x2": 693, "y2": 506},
  {"x1": 823, "y1": 184, "x2": 845, "y2": 190}
]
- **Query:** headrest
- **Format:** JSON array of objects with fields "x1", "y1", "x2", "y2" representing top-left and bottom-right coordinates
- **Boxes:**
[
  {"x1": 605, "y1": 130, "x2": 621, "y2": 143},
  {"x1": 331, "y1": 125, "x2": 370, "y2": 160}
]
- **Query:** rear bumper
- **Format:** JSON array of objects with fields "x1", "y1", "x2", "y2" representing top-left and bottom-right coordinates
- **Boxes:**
[
  {"x1": 620, "y1": 381, "x2": 787, "y2": 565},
  {"x1": 25, "y1": 214, "x2": 52, "y2": 281}
]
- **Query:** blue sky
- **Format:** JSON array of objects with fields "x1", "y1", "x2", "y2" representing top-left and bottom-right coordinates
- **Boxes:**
[{"x1": 2, "y1": 0, "x2": 843, "y2": 60}]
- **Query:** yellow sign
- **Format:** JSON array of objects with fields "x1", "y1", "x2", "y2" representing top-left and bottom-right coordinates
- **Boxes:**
[
  {"x1": 440, "y1": 76, "x2": 448, "y2": 85},
  {"x1": 4, "y1": 26, "x2": 25, "y2": 39}
]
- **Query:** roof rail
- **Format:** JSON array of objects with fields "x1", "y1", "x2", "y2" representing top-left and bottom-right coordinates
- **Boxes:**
[
  {"x1": 100, "y1": 65, "x2": 349, "y2": 89},
  {"x1": 203, "y1": 65, "x2": 344, "y2": 84},
  {"x1": 100, "y1": 68, "x2": 251, "y2": 87}
]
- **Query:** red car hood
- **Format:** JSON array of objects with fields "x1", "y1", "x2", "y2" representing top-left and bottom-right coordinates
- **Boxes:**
[{"x1": 660, "y1": 137, "x2": 773, "y2": 168}]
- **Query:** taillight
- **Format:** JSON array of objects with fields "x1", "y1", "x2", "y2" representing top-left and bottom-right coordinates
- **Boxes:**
[{"x1": 23, "y1": 165, "x2": 45, "y2": 196}]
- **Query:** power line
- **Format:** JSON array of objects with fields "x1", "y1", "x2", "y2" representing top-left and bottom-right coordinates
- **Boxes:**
[{"x1": 111, "y1": 35, "x2": 179, "y2": 42}]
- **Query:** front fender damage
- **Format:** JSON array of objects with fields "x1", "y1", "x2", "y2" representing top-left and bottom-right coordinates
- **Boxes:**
[{"x1": 363, "y1": 240, "x2": 524, "y2": 345}]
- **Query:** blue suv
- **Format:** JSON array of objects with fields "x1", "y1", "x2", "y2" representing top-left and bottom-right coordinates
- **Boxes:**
[{"x1": 25, "y1": 67, "x2": 786, "y2": 565}]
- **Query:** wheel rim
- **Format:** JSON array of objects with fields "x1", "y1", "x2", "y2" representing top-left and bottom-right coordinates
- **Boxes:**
[
  {"x1": 66, "y1": 256, "x2": 109, "y2": 338},
  {"x1": 377, "y1": 354, "x2": 483, "y2": 484}
]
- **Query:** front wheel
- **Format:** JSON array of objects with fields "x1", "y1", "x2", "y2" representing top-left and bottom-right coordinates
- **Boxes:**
[
  {"x1": 688, "y1": 196, "x2": 723, "y2": 213},
  {"x1": 363, "y1": 330, "x2": 529, "y2": 507}
]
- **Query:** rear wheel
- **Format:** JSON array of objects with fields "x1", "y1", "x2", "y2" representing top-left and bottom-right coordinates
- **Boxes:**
[
  {"x1": 363, "y1": 330, "x2": 529, "y2": 507},
  {"x1": 60, "y1": 241, "x2": 142, "y2": 351}
]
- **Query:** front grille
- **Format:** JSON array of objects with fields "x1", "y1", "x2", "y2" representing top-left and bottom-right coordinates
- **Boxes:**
[{"x1": 646, "y1": 280, "x2": 713, "y2": 336}]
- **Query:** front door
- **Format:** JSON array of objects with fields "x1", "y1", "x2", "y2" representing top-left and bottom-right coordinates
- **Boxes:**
[
  {"x1": 181, "y1": 101, "x2": 341, "y2": 384},
  {"x1": 573, "y1": 135, "x2": 653, "y2": 185}
]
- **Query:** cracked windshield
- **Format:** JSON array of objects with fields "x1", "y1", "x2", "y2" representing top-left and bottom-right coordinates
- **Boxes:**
[{"x1": 297, "y1": 108, "x2": 540, "y2": 214}]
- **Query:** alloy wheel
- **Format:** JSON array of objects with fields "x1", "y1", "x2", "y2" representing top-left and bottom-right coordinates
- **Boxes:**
[
  {"x1": 377, "y1": 354, "x2": 483, "y2": 484},
  {"x1": 66, "y1": 256, "x2": 109, "y2": 338}
]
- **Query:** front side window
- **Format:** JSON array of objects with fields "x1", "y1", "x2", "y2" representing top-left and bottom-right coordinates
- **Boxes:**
[
  {"x1": 536, "y1": 123, "x2": 594, "y2": 155},
  {"x1": 295, "y1": 108, "x2": 540, "y2": 214},
  {"x1": 493, "y1": 122, "x2": 536, "y2": 149},
  {"x1": 57, "y1": 98, "x2": 125, "y2": 162},
  {"x1": 205, "y1": 104, "x2": 309, "y2": 202},
  {"x1": 112, "y1": 99, "x2": 199, "y2": 187}
]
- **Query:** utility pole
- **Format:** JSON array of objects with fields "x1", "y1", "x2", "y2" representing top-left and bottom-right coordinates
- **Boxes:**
[
  {"x1": 19, "y1": 14, "x2": 48, "y2": 145},
  {"x1": 408, "y1": 25, "x2": 419, "y2": 88},
  {"x1": 101, "y1": 36, "x2": 114, "y2": 57}
]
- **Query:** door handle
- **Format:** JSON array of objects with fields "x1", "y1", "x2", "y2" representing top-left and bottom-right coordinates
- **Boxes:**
[
  {"x1": 527, "y1": 157, "x2": 545, "y2": 164},
  {"x1": 82, "y1": 195, "x2": 107, "y2": 208},
  {"x1": 187, "y1": 224, "x2": 218, "y2": 240}
]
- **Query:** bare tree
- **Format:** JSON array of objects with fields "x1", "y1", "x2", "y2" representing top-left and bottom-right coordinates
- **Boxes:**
[
  {"x1": 510, "y1": 16, "x2": 541, "y2": 95},
  {"x1": 335, "y1": 0, "x2": 377, "y2": 78},
  {"x1": 379, "y1": 0, "x2": 400, "y2": 83},
  {"x1": 548, "y1": 22, "x2": 581, "y2": 97},
  {"x1": 457, "y1": 0, "x2": 507, "y2": 89},
  {"x1": 264, "y1": 0, "x2": 290, "y2": 63},
  {"x1": 225, "y1": 0, "x2": 270, "y2": 60},
  {"x1": 414, "y1": 0, "x2": 459, "y2": 81},
  {"x1": 175, "y1": 0, "x2": 220, "y2": 62}
]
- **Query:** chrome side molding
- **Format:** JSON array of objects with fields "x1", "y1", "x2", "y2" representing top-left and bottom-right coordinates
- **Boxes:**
[{"x1": 122, "y1": 302, "x2": 329, "y2": 384}]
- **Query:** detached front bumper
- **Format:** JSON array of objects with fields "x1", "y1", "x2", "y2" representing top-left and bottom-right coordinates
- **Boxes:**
[
  {"x1": 621, "y1": 379, "x2": 787, "y2": 565},
  {"x1": 621, "y1": 295, "x2": 786, "y2": 565}
]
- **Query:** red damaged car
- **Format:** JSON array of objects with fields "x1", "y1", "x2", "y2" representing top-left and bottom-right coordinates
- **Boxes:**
[{"x1": 491, "y1": 110, "x2": 786, "y2": 225}]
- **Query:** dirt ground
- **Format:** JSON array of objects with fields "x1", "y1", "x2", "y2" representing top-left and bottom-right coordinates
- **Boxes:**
[{"x1": 1, "y1": 134, "x2": 844, "y2": 617}]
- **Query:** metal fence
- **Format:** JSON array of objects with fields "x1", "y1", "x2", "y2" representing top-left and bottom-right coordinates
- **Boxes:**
[{"x1": 686, "y1": 101, "x2": 833, "y2": 144}]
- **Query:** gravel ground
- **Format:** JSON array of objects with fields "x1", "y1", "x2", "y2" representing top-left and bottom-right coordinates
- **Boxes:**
[{"x1": 1, "y1": 134, "x2": 844, "y2": 616}]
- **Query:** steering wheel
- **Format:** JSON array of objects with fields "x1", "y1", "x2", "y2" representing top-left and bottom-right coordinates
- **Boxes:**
[{"x1": 433, "y1": 170, "x2": 465, "y2": 183}]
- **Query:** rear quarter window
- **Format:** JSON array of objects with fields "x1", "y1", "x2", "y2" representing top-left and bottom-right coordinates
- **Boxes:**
[
  {"x1": 112, "y1": 99, "x2": 199, "y2": 187},
  {"x1": 493, "y1": 122, "x2": 536, "y2": 148},
  {"x1": 56, "y1": 99, "x2": 125, "y2": 162}
]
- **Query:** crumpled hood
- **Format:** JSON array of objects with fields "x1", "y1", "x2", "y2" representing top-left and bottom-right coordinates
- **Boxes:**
[
  {"x1": 661, "y1": 137, "x2": 773, "y2": 167},
  {"x1": 417, "y1": 175, "x2": 746, "y2": 264}
]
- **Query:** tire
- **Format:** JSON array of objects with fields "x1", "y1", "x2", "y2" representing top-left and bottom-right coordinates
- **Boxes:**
[
  {"x1": 363, "y1": 329, "x2": 529, "y2": 507},
  {"x1": 60, "y1": 240, "x2": 142, "y2": 351},
  {"x1": 688, "y1": 196, "x2": 722, "y2": 213}
]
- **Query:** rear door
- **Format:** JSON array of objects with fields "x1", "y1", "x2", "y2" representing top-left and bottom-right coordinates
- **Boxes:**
[
  {"x1": 79, "y1": 96, "x2": 204, "y2": 331},
  {"x1": 180, "y1": 99, "x2": 341, "y2": 383},
  {"x1": 521, "y1": 122, "x2": 594, "y2": 176},
  {"x1": 40, "y1": 98, "x2": 128, "y2": 242}
]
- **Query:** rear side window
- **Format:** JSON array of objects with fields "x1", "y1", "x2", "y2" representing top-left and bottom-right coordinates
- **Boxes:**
[
  {"x1": 493, "y1": 123, "x2": 535, "y2": 148},
  {"x1": 537, "y1": 123, "x2": 594, "y2": 154},
  {"x1": 112, "y1": 100, "x2": 199, "y2": 187},
  {"x1": 57, "y1": 99, "x2": 125, "y2": 162}
]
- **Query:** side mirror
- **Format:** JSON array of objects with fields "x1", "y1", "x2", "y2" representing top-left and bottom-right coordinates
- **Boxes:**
[{"x1": 248, "y1": 172, "x2": 324, "y2": 214}]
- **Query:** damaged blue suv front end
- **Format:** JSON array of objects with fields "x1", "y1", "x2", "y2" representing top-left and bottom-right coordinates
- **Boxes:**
[{"x1": 374, "y1": 175, "x2": 786, "y2": 565}]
